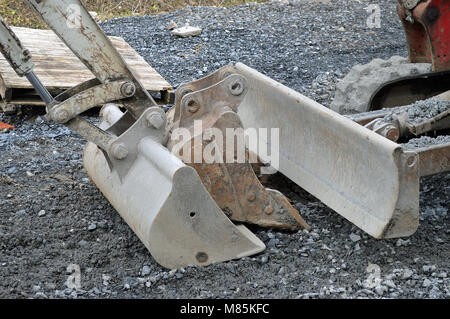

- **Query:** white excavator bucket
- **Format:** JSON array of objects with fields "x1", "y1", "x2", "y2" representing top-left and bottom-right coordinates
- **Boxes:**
[
  {"x1": 233, "y1": 63, "x2": 420, "y2": 238},
  {"x1": 84, "y1": 104, "x2": 265, "y2": 269}
]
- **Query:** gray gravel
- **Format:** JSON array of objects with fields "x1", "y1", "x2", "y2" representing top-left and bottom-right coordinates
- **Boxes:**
[
  {"x1": 404, "y1": 99, "x2": 450, "y2": 124},
  {"x1": 403, "y1": 135, "x2": 450, "y2": 149},
  {"x1": 0, "y1": 0, "x2": 448, "y2": 299}
]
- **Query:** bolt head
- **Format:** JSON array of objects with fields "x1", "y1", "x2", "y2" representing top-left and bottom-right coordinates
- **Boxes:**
[
  {"x1": 186, "y1": 99, "x2": 200, "y2": 113},
  {"x1": 196, "y1": 252, "x2": 208, "y2": 263},
  {"x1": 229, "y1": 79, "x2": 244, "y2": 96},
  {"x1": 53, "y1": 109, "x2": 70, "y2": 123},
  {"x1": 247, "y1": 192, "x2": 256, "y2": 202},
  {"x1": 264, "y1": 206, "x2": 274, "y2": 215},
  {"x1": 121, "y1": 82, "x2": 136, "y2": 97},
  {"x1": 146, "y1": 112, "x2": 165, "y2": 129},
  {"x1": 111, "y1": 143, "x2": 128, "y2": 160}
]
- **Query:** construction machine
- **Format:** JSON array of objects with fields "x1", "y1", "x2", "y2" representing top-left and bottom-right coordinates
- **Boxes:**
[{"x1": 0, "y1": 0, "x2": 448, "y2": 270}]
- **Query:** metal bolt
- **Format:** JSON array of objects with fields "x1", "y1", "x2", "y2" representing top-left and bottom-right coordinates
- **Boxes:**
[
  {"x1": 229, "y1": 80, "x2": 244, "y2": 96},
  {"x1": 406, "y1": 155, "x2": 417, "y2": 168},
  {"x1": 247, "y1": 192, "x2": 256, "y2": 202},
  {"x1": 111, "y1": 143, "x2": 128, "y2": 160},
  {"x1": 187, "y1": 99, "x2": 200, "y2": 113},
  {"x1": 385, "y1": 127, "x2": 400, "y2": 142},
  {"x1": 120, "y1": 82, "x2": 136, "y2": 97},
  {"x1": 22, "y1": 49, "x2": 31, "y2": 61},
  {"x1": 146, "y1": 112, "x2": 165, "y2": 129},
  {"x1": 53, "y1": 109, "x2": 70, "y2": 123},
  {"x1": 264, "y1": 206, "x2": 274, "y2": 215},
  {"x1": 196, "y1": 252, "x2": 208, "y2": 263}
]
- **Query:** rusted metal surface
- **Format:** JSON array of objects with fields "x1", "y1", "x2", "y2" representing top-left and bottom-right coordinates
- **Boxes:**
[
  {"x1": 415, "y1": 142, "x2": 450, "y2": 176},
  {"x1": 398, "y1": 0, "x2": 450, "y2": 72},
  {"x1": 167, "y1": 69, "x2": 310, "y2": 230},
  {"x1": 364, "y1": 118, "x2": 401, "y2": 142},
  {"x1": 409, "y1": 109, "x2": 450, "y2": 135}
]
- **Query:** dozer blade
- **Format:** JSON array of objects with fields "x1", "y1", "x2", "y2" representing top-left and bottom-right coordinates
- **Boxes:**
[
  {"x1": 83, "y1": 104, "x2": 265, "y2": 269},
  {"x1": 232, "y1": 63, "x2": 420, "y2": 239},
  {"x1": 166, "y1": 72, "x2": 310, "y2": 231}
]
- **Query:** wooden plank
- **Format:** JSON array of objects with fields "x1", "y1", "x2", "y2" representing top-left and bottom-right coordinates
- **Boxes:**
[{"x1": 0, "y1": 27, "x2": 172, "y2": 93}]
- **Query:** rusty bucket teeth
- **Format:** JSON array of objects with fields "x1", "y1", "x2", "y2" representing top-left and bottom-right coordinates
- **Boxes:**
[{"x1": 167, "y1": 69, "x2": 310, "y2": 231}]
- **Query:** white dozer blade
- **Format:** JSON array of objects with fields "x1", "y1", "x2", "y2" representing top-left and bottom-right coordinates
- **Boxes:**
[
  {"x1": 234, "y1": 63, "x2": 420, "y2": 239},
  {"x1": 83, "y1": 104, "x2": 264, "y2": 269}
]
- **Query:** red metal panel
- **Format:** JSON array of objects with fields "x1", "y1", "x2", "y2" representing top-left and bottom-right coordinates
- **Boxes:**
[{"x1": 399, "y1": 0, "x2": 450, "y2": 71}]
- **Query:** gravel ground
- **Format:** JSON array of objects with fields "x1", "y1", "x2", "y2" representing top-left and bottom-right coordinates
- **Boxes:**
[
  {"x1": 0, "y1": 0, "x2": 448, "y2": 299},
  {"x1": 403, "y1": 99, "x2": 450, "y2": 124}
]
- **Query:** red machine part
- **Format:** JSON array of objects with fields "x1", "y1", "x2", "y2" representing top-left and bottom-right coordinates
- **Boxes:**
[
  {"x1": 0, "y1": 122, "x2": 14, "y2": 130},
  {"x1": 398, "y1": 0, "x2": 450, "y2": 72}
]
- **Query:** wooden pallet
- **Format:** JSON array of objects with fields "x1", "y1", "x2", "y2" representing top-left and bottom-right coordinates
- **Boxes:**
[{"x1": 0, "y1": 27, "x2": 173, "y2": 111}]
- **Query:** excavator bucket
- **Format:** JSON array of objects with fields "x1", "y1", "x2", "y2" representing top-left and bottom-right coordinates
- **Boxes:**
[
  {"x1": 231, "y1": 63, "x2": 420, "y2": 239},
  {"x1": 84, "y1": 104, "x2": 264, "y2": 269},
  {"x1": 0, "y1": 0, "x2": 266, "y2": 269},
  {"x1": 165, "y1": 68, "x2": 310, "y2": 231}
]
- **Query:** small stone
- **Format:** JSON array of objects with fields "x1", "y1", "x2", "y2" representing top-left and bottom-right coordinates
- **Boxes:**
[
  {"x1": 383, "y1": 279, "x2": 396, "y2": 289},
  {"x1": 402, "y1": 269, "x2": 413, "y2": 279},
  {"x1": 87, "y1": 223, "x2": 97, "y2": 231},
  {"x1": 102, "y1": 274, "x2": 111, "y2": 286},
  {"x1": 167, "y1": 20, "x2": 178, "y2": 30},
  {"x1": 349, "y1": 233, "x2": 361, "y2": 242},
  {"x1": 396, "y1": 238, "x2": 410, "y2": 247},
  {"x1": 141, "y1": 265, "x2": 151, "y2": 276},
  {"x1": 338, "y1": 27, "x2": 346, "y2": 32},
  {"x1": 168, "y1": 269, "x2": 177, "y2": 278},
  {"x1": 261, "y1": 256, "x2": 269, "y2": 264},
  {"x1": 437, "y1": 272, "x2": 447, "y2": 278},
  {"x1": 175, "y1": 273, "x2": 184, "y2": 279},
  {"x1": 38, "y1": 210, "x2": 46, "y2": 217},
  {"x1": 329, "y1": 268, "x2": 336, "y2": 274},
  {"x1": 278, "y1": 267, "x2": 285, "y2": 275},
  {"x1": 171, "y1": 24, "x2": 202, "y2": 38},
  {"x1": 422, "y1": 278, "x2": 432, "y2": 288},
  {"x1": 354, "y1": 243, "x2": 361, "y2": 251},
  {"x1": 375, "y1": 285, "x2": 387, "y2": 296},
  {"x1": 124, "y1": 283, "x2": 130, "y2": 290},
  {"x1": 423, "y1": 265, "x2": 434, "y2": 273},
  {"x1": 78, "y1": 240, "x2": 88, "y2": 247},
  {"x1": 26, "y1": 171, "x2": 35, "y2": 177}
]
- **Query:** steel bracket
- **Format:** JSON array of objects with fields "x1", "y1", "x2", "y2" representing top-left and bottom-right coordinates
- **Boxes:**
[
  {"x1": 48, "y1": 79, "x2": 134, "y2": 123},
  {"x1": 106, "y1": 106, "x2": 167, "y2": 180}
]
